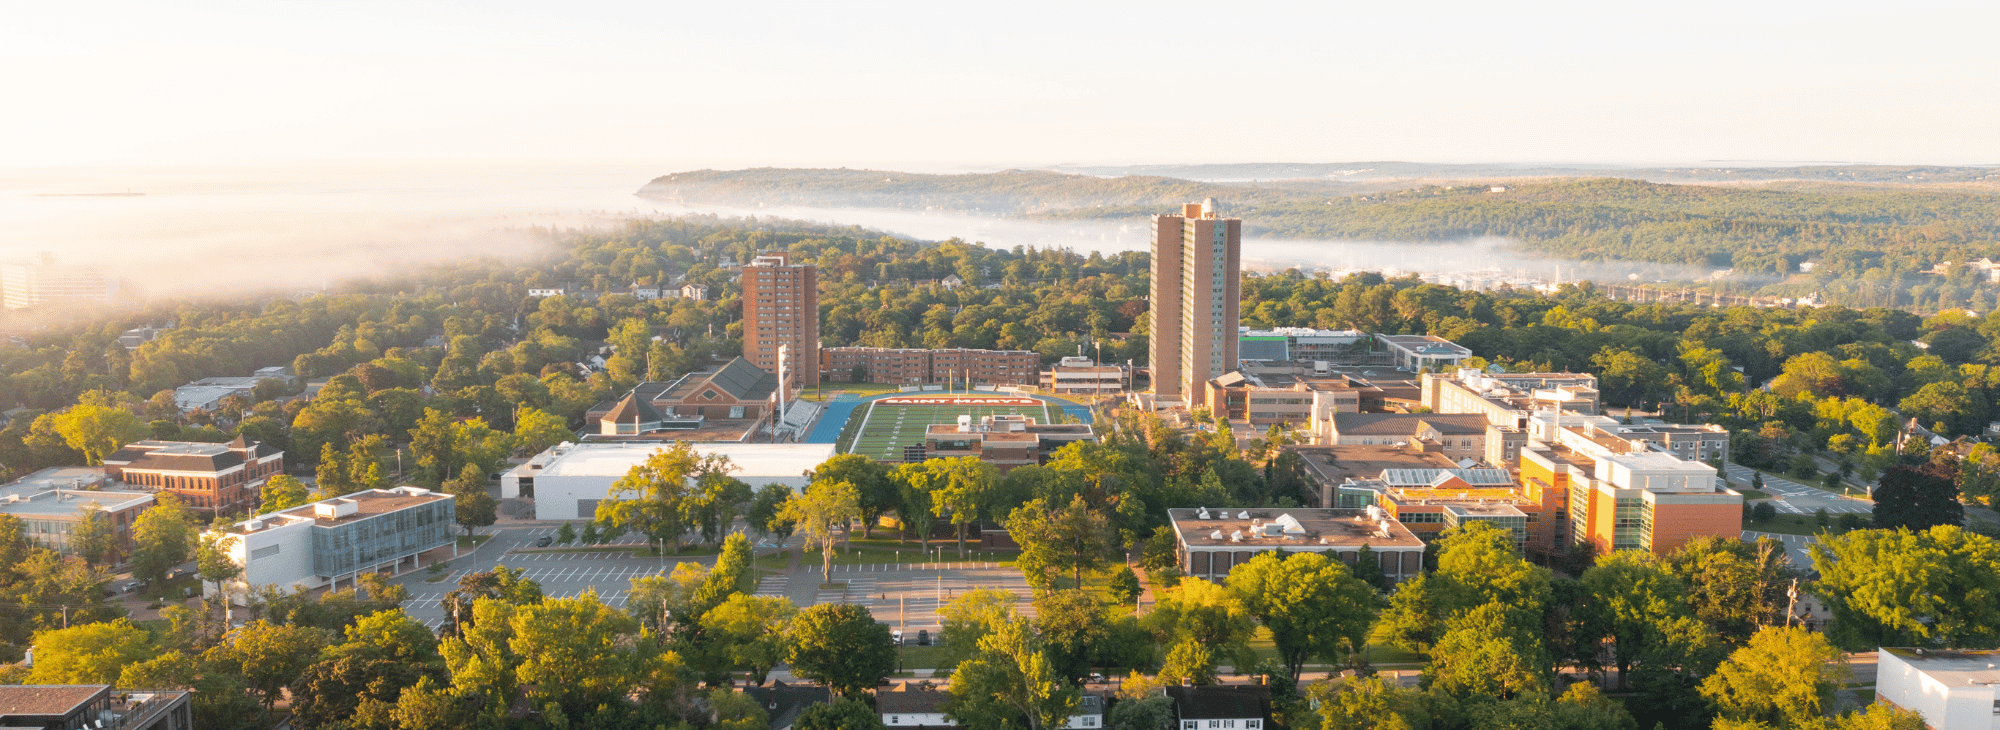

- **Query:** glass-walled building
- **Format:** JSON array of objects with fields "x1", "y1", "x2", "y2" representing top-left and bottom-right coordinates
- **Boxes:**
[{"x1": 207, "y1": 486, "x2": 455, "y2": 600}]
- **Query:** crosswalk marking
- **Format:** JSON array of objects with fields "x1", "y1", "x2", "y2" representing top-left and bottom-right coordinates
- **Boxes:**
[{"x1": 822, "y1": 561, "x2": 999, "y2": 573}]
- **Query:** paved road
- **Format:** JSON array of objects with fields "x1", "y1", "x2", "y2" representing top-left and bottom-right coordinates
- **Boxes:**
[{"x1": 1724, "y1": 464, "x2": 1873, "y2": 515}]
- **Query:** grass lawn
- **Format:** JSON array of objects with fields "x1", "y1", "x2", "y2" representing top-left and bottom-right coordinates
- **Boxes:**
[
  {"x1": 1736, "y1": 488, "x2": 1773, "y2": 500},
  {"x1": 755, "y1": 550, "x2": 793, "y2": 570},
  {"x1": 142, "y1": 575, "x2": 202, "y2": 602},
  {"x1": 897, "y1": 645, "x2": 950, "y2": 669},
  {"x1": 455, "y1": 534, "x2": 492, "y2": 549}
]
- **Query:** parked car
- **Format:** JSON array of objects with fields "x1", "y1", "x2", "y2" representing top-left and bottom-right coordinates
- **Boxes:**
[
  {"x1": 165, "y1": 568, "x2": 194, "y2": 582},
  {"x1": 535, "y1": 536, "x2": 553, "y2": 547},
  {"x1": 891, "y1": 629, "x2": 904, "y2": 646},
  {"x1": 916, "y1": 629, "x2": 930, "y2": 646},
  {"x1": 1082, "y1": 673, "x2": 1106, "y2": 685}
]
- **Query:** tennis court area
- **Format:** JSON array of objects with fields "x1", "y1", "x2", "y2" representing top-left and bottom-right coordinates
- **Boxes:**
[{"x1": 842, "y1": 396, "x2": 1050, "y2": 461}]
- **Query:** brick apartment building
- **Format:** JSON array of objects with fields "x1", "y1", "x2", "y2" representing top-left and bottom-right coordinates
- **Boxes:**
[
  {"x1": 820, "y1": 347, "x2": 1040, "y2": 386},
  {"x1": 100, "y1": 436, "x2": 285, "y2": 515},
  {"x1": 743, "y1": 252, "x2": 819, "y2": 390}
]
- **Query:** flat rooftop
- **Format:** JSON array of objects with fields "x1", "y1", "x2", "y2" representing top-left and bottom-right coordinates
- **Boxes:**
[
  {"x1": 1445, "y1": 503, "x2": 1528, "y2": 517},
  {"x1": 1602, "y1": 451, "x2": 1716, "y2": 473},
  {"x1": 230, "y1": 487, "x2": 450, "y2": 532},
  {"x1": 277, "y1": 490, "x2": 449, "y2": 525},
  {"x1": 0, "y1": 684, "x2": 106, "y2": 716},
  {"x1": 1882, "y1": 647, "x2": 2000, "y2": 685},
  {"x1": 1289, "y1": 444, "x2": 1462, "y2": 483},
  {"x1": 0, "y1": 487, "x2": 153, "y2": 517},
  {"x1": 526, "y1": 442, "x2": 838, "y2": 479},
  {"x1": 1168, "y1": 507, "x2": 1425, "y2": 550}
]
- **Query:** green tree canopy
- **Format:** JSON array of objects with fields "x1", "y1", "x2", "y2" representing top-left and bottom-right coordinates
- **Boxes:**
[{"x1": 786, "y1": 603, "x2": 895, "y2": 696}]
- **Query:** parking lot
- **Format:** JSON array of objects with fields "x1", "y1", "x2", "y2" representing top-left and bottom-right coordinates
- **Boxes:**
[{"x1": 1724, "y1": 464, "x2": 1873, "y2": 515}]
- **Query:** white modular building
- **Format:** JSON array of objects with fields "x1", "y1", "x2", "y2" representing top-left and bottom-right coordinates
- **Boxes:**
[{"x1": 502, "y1": 442, "x2": 839, "y2": 520}]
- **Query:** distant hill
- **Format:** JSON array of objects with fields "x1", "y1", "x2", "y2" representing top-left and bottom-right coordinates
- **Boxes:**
[
  {"x1": 635, "y1": 167, "x2": 2000, "y2": 279},
  {"x1": 1041, "y1": 161, "x2": 2000, "y2": 185}
]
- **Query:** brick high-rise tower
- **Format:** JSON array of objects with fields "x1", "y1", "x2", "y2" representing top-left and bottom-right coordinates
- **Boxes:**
[
  {"x1": 742, "y1": 251, "x2": 819, "y2": 390},
  {"x1": 1148, "y1": 199, "x2": 1240, "y2": 408}
]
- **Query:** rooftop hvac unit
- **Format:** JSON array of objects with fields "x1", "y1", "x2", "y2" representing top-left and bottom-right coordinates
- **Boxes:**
[
  {"x1": 1210, "y1": 530, "x2": 1224, "y2": 540},
  {"x1": 1196, "y1": 507, "x2": 1210, "y2": 520},
  {"x1": 1229, "y1": 530, "x2": 1243, "y2": 542}
]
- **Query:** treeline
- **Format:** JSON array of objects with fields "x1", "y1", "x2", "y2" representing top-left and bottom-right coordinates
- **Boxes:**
[{"x1": 647, "y1": 168, "x2": 2000, "y2": 309}]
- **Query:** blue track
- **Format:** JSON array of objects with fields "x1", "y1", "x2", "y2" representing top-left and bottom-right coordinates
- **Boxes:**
[{"x1": 800, "y1": 391, "x2": 1093, "y2": 445}]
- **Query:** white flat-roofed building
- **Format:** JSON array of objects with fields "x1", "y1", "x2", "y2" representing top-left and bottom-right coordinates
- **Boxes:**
[
  {"x1": 1598, "y1": 452, "x2": 1716, "y2": 492},
  {"x1": 1168, "y1": 507, "x2": 1426, "y2": 584},
  {"x1": 206, "y1": 486, "x2": 455, "y2": 600},
  {"x1": 1876, "y1": 647, "x2": 2000, "y2": 729},
  {"x1": 1376, "y1": 335, "x2": 1472, "y2": 372},
  {"x1": 1041, "y1": 356, "x2": 1131, "y2": 395},
  {"x1": 501, "y1": 442, "x2": 839, "y2": 520},
  {"x1": 0, "y1": 468, "x2": 154, "y2": 562}
]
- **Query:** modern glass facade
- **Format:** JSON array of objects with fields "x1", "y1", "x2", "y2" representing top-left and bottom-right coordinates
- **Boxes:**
[
  {"x1": 310, "y1": 499, "x2": 454, "y2": 577},
  {"x1": 1612, "y1": 496, "x2": 1647, "y2": 552}
]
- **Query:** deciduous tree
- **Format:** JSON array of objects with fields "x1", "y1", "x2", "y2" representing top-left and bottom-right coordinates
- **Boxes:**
[
  {"x1": 1699, "y1": 627, "x2": 1848, "y2": 728},
  {"x1": 781, "y1": 478, "x2": 861, "y2": 583},
  {"x1": 131, "y1": 494, "x2": 195, "y2": 585},
  {"x1": 1226, "y1": 551, "x2": 1378, "y2": 689},
  {"x1": 785, "y1": 603, "x2": 894, "y2": 696}
]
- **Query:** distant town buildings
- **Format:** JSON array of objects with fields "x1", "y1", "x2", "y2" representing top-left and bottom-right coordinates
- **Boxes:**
[
  {"x1": 743, "y1": 252, "x2": 819, "y2": 390},
  {"x1": 1, "y1": 253, "x2": 118, "y2": 310},
  {"x1": 101, "y1": 436, "x2": 285, "y2": 515},
  {"x1": 0, "y1": 467, "x2": 153, "y2": 562},
  {"x1": 1150, "y1": 199, "x2": 1242, "y2": 409},
  {"x1": 821, "y1": 347, "x2": 1040, "y2": 387},
  {"x1": 500, "y1": 442, "x2": 837, "y2": 520},
  {"x1": 171, "y1": 366, "x2": 295, "y2": 413},
  {"x1": 1168, "y1": 507, "x2": 1425, "y2": 585},
  {"x1": 208, "y1": 486, "x2": 455, "y2": 598}
]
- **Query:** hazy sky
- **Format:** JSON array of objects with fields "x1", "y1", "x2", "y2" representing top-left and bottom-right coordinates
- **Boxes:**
[{"x1": 6, "y1": 1, "x2": 1998, "y2": 169}]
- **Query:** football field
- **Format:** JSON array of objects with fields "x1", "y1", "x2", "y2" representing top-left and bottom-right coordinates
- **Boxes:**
[{"x1": 844, "y1": 396, "x2": 1050, "y2": 461}]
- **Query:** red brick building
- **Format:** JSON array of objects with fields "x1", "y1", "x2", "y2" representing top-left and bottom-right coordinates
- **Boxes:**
[
  {"x1": 101, "y1": 436, "x2": 284, "y2": 515},
  {"x1": 820, "y1": 347, "x2": 1040, "y2": 386},
  {"x1": 742, "y1": 252, "x2": 819, "y2": 390}
]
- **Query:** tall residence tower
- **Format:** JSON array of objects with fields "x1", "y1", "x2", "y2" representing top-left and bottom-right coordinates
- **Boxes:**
[
  {"x1": 743, "y1": 252, "x2": 819, "y2": 390},
  {"x1": 1149, "y1": 199, "x2": 1242, "y2": 408}
]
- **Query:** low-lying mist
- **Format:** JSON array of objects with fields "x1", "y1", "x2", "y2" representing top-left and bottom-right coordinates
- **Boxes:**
[
  {"x1": 0, "y1": 164, "x2": 1730, "y2": 325},
  {"x1": 0, "y1": 164, "x2": 680, "y2": 304}
]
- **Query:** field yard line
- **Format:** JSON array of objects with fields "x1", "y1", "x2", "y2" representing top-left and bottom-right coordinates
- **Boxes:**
[{"x1": 847, "y1": 400, "x2": 878, "y2": 454}]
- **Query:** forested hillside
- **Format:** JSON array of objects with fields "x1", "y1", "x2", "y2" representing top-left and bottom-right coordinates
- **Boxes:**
[{"x1": 640, "y1": 168, "x2": 2000, "y2": 309}]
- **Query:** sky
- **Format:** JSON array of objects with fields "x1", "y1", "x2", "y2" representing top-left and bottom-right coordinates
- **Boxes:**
[{"x1": 4, "y1": 1, "x2": 1999, "y2": 170}]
